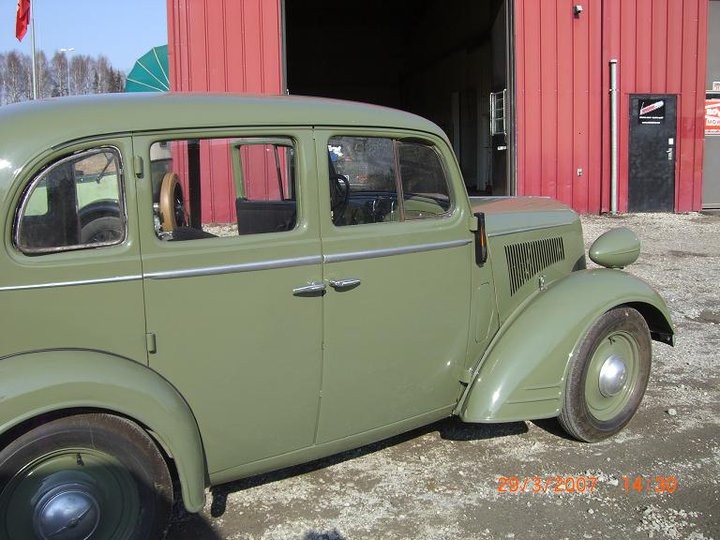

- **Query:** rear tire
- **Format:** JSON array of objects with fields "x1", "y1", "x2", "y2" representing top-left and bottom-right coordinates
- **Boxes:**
[
  {"x1": 559, "y1": 307, "x2": 652, "y2": 442},
  {"x1": 0, "y1": 413, "x2": 173, "y2": 539}
]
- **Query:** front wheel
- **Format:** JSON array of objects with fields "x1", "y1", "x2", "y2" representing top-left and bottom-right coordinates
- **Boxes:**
[
  {"x1": 559, "y1": 307, "x2": 652, "y2": 442},
  {"x1": 0, "y1": 413, "x2": 173, "y2": 540}
]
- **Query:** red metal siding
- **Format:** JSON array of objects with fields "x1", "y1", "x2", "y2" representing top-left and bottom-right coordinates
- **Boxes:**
[
  {"x1": 168, "y1": 0, "x2": 282, "y2": 93},
  {"x1": 167, "y1": 0, "x2": 283, "y2": 222},
  {"x1": 515, "y1": 0, "x2": 603, "y2": 213},
  {"x1": 516, "y1": 0, "x2": 708, "y2": 213}
]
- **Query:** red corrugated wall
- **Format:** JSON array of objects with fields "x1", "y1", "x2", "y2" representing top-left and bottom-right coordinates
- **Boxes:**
[
  {"x1": 515, "y1": 0, "x2": 708, "y2": 212},
  {"x1": 167, "y1": 0, "x2": 707, "y2": 215},
  {"x1": 167, "y1": 0, "x2": 283, "y2": 222},
  {"x1": 168, "y1": 0, "x2": 282, "y2": 93},
  {"x1": 515, "y1": 0, "x2": 603, "y2": 213}
]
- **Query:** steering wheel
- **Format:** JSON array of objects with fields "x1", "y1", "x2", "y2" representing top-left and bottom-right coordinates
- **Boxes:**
[
  {"x1": 329, "y1": 173, "x2": 350, "y2": 225},
  {"x1": 159, "y1": 172, "x2": 190, "y2": 232}
]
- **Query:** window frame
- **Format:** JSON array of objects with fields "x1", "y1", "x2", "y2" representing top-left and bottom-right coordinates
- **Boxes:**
[
  {"x1": 396, "y1": 139, "x2": 454, "y2": 220},
  {"x1": 13, "y1": 146, "x2": 128, "y2": 255},
  {"x1": 146, "y1": 133, "x2": 302, "y2": 243},
  {"x1": 326, "y1": 134, "x2": 455, "y2": 228}
]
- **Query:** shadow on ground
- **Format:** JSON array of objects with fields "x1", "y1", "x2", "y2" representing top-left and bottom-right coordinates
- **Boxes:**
[{"x1": 166, "y1": 418, "x2": 527, "y2": 538}]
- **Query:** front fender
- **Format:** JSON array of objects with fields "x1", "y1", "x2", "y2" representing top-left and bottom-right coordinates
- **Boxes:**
[
  {"x1": 457, "y1": 269, "x2": 673, "y2": 423},
  {"x1": 0, "y1": 350, "x2": 206, "y2": 512}
]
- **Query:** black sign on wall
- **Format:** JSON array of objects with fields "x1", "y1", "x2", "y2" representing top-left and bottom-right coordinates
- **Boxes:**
[{"x1": 638, "y1": 99, "x2": 666, "y2": 125}]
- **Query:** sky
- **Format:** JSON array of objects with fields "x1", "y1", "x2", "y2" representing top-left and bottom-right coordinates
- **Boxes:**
[{"x1": 0, "y1": 0, "x2": 168, "y2": 72}]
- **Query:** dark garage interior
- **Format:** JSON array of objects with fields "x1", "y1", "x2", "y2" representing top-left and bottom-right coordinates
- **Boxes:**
[{"x1": 284, "y1": 0, "x2": 511, "y2": 195}]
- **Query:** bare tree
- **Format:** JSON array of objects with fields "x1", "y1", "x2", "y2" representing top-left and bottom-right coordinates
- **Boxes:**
[
  {"x1": 50, "y1": 51, "x2": 68, "y2": 96},
  {"x1": 70, "y1": 55, "x2": 93, "y2": 95},
  {"x1": 0, "y1": 49, "x2": 127, "y2": 104},
  {"x1": 4, "y1": 51, "x2": 32, "y2": 103},
  {"x1": 0, "y1": 52, "x2": 6, "y2": 104}
]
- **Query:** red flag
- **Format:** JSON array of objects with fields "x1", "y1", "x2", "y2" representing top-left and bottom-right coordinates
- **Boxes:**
[{"x1": 16, "y1": 0, "x2": 31, "y2": 42}]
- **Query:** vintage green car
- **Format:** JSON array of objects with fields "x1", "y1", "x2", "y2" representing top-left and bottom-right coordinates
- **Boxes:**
[{"x1": 0, "y1": 94, "x2": 673, "y2": 539}]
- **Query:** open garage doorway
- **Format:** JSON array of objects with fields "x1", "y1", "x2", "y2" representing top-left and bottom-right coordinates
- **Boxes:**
[{"x1": 283, "y1": 0, "x2": 512, "y2": 196}]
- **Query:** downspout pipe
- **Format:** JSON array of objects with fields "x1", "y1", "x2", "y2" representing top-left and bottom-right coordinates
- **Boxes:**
[{"x1": 609, "y1": 59, "x2": 618, "y2": 215}]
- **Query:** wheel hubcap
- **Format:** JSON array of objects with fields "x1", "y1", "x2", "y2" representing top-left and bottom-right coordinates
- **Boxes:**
[
  {"x1": 34, "y1": 483, "x2": 100, "y2": 540},
  {"x1": 598, "y1": 354, "x2": 628, "y2": 397},
  {"x1": 585, "y1": 331, "x2": 640, "y2": 422},
  {"x1": 1, "y1": 450, "x2": 140, "y2": 540}
]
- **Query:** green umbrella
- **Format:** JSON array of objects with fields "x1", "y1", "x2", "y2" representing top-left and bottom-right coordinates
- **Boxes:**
[{"x1": 125, "y1": 45, "x2": 169, "y2": 92}]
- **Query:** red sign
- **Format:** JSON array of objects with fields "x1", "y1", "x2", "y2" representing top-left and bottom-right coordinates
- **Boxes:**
[
  {"x1": 640, "y1": 100, "x2": 664, "y2": 116},
  {"x1": 707, "y1": 99, "x2": 720, "y2": 136}
]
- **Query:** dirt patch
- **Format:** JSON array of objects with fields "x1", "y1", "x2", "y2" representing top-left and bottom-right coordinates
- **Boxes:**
[
  {"x1": 167, "y1": 213, "x2": 720, "y2": 540},
  {"x1": 691, "y1": 310, "x2": 720, "y2": 325},
  {"x1": 667, "y1": 250, "x2": 712, "y2": 258}
]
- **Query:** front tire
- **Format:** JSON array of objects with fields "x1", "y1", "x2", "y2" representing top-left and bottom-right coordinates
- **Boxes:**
[
  {"x1": 559, "y1": 307, "x2": 652, "y2": 442},
  {"x1": 0, "y1": 413, "x2": 173, "y2": 540}
]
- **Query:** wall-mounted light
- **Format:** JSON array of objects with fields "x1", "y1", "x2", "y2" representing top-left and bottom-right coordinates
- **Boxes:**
[{"x1": 573, "y1": 4, "x2": 583, "y2": 17}]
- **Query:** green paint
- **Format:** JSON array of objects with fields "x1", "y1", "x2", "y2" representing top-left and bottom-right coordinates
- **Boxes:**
[{"x1": 0, "y1": 94, "x2": 673, "y2": 518}]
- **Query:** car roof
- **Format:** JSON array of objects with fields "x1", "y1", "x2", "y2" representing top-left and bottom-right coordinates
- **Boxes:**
[
  {"x1": 0, "y1": 93, "x2": 449, "y2": 201},
  {"x1": 0, "y1": 93, "x2": 445, "y2": 148}
]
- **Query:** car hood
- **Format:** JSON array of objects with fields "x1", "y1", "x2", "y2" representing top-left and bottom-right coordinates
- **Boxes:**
[{"x1": 469, "y1": 196, "x2": 580, "y2": 236}]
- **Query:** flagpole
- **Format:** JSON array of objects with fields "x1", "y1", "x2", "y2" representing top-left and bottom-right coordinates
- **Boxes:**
[{"x1": 30, "y1": 0, "x2": 38, "y2": 99}]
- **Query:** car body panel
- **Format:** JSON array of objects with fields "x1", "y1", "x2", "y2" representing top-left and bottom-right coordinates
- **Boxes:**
[
  {"x1": 0, "y1": 350, "x2": 206, "y2": 512},
  {"x1": 133, "y1": 130, "x2": 324, "y2": 475},
  {"x1": 0, "y1": 136, "x2": 146, "y2": 364},
  {"x1": 314, "y1": 128, "x2": 476, "y2": 442},
  {"x1": 457, "y1": 269, "x2": 673, "y2": 422}
]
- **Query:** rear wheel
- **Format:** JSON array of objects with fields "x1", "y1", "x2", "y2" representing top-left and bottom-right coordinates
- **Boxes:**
[
  {"x1": 0, "y1": 413, "x2": 173, "y2": 540},
  {"x1": 559, "y1": 307, "x2": 652, "y2": 442}
]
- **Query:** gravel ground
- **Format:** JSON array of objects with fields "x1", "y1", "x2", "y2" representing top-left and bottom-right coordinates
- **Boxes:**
[{"x1": 167, "y1": 213, "x2": 720, "y2": 540}]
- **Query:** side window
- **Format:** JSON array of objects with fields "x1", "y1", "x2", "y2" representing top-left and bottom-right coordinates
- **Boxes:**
[
  {"x1": 328, "y1": 136, "x2": 451, "y2": 226},
  {"x1": 398, "y1": 141, "x2": 451, "y2": 219},
  {"x1": 15, "y1": 148, "x2": 126, "y2": 254},
  {"x1": 150, "y1": 137, "x2": 296, "y2": 241},
  {"x1": 328, "y1": 136, "x2": 398, "y2": 226}
]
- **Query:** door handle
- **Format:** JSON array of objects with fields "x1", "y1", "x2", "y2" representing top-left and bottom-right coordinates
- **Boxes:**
[
  {"x1": 329, "y1": 278, "x2": 361, "y2": 290},
  {"x1": 292, "y1": 281, "x2": 326, "y2": 296}
]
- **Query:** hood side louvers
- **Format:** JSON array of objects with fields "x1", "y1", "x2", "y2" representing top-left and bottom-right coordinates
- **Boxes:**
[{"x1": 505, "y1": 237, "x2": 565, "y2": 295}]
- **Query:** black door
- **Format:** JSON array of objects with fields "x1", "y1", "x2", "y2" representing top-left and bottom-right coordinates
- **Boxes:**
[{"x1": 628, "y1": 94, "x2": 677, "y2": 212}]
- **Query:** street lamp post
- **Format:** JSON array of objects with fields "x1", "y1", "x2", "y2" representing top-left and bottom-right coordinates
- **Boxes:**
[{"x1": 59, "y1": 47, "x2": 75, "y2": 96}]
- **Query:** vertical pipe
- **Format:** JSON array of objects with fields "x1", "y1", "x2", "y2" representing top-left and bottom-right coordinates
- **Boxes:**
[
  {"x1": 609, "y1": 59, "x2": 618, "y2": 214},
  {"x1": 30, "y1": 2, "x2": 38, "y2": 99},
  {"x1": 280, "y1": 0, "x2": 288, "y2": 94}
]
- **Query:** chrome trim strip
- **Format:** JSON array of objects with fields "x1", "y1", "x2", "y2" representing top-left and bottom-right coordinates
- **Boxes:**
[
  {"x1": 324, "y1": 238, "x2": 471, "y2": 264},
  {"x1": 487, "y1": 221, "x2": 576, "y2": 238},
  {"x1": 0, "y1": 274, "x2": 142, "y2": 292},
  {"x1": 145, "y1": 255, "x2": 322, "y2": 280}
]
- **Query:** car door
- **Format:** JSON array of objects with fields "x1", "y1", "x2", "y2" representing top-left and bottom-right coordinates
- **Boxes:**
[
  {"x1": 315, "y1": 129, "x2": 474, "y2": 443},
  {"x1": 134, "y1": 129, "x2": 323, "y2": 477}
]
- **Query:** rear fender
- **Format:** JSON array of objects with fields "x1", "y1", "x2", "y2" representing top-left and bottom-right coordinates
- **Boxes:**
[
  {"x1": 456, "y1": 269, "x2": 673, "y2": 423},
  {"x1": 0, "y1": 350, "x2": 207, "y2": 512}
]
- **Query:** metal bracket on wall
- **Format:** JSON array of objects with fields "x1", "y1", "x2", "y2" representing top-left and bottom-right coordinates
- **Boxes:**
[{"x1": 490, "y1": 89, "x2": 507, "y2": 138}]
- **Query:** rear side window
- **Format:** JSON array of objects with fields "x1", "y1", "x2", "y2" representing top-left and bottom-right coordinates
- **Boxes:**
[
  {"x1": 15, "y1": 148, "x2": 126, "y2": 254},
  {"x1": 149, "y1": 137, "x2": 297, "y2": 241}
]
